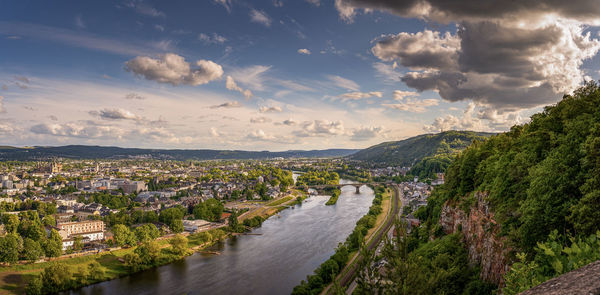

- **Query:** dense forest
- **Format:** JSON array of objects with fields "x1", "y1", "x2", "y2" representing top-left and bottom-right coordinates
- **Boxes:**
[
  {"x1": 350, "y1": 131, "x2": 492, "y2": 179},
  {"x1": 371, "y1": 82, "x2": 600, "y2": 294}
]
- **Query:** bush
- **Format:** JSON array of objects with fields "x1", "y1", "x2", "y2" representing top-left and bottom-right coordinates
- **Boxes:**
[{"x1": 41, "y1": 263, "x2": 73, "y2": 293}]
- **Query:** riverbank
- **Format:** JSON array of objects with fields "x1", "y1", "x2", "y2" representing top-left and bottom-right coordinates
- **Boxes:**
[
  {"x1": 326, "y1": 185, "x2": 399, "y2": 294},
  {"x1": 0, "y1": 228, "x2": 228, "y2": 295},
  {"x1": 291, "y1": 185, "x2": 389, "y2": 295},
  {"x1": 0, "y1": 192, "x2": 308, "y2": 295}
]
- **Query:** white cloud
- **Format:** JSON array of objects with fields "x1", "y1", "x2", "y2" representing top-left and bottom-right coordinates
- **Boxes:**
[
  {"x1": 383, "y1": 98, "x2": 439, "y2": 113},
  {"x1": 0, "y1": 96, "x2": 5, "y2": 113},
  {"x1": 154, "y1": 24, "x2": 165, "y2": 32},
  {"x1": 350, "y1": 126, "x2": 385, "y2": 141},
  {"x1": 294, "y1": 120, "x2": 345, "y2": 137},
  {"x1": 30, "y1": 122, "x2": 126, "y2": 139},
  {"x1": 326, "y1": 75, "x2": 360, "y2": 91},
  {"x1": 250, "y1": 9, "x2": 272, "y2": 27},
  {"x1": 247, "y1": 129, "x2": 275, "y2": 140},
  {"x1": 250, "y1": 116, "x2": 272, "y2": 123},
  {"x1": 125, "y1": 93, "x2": 145, "y2": 100},
  {"x1": 0, "y1": 121, "x2": 16, "y2": 135},
  {"x1": 213, "y1": 0, "x2": 232, "y2": 12},
  {"x1": 229, "y1": 65, "x2": 271, "y2": 91},
  {"x1": 259, "y1": 106, "x2": 282, "y2": 113},
  {"x1": 209, "y1": 101, "x2": 241, "y2": 109},
  {"x1": 198, "y1": 32, "x2": 227, "y2": 44},
  {"x1": 125, "y1": 53, "x2": 224, "y2": 86},
  {"x1": 305, "y1": 0, "x2": 320, "y2": 6},
  {"x1": 297, "y1": 48, "x2": 311, "y2": 55},
  {"x1": 276, "y1": 80, "x2": 315, "y2": 92},
  {"x1": 0, "y1": 21, "x2": 174, "y2": 56},
  {"x1": 423, "y1": 103, "x2": 527, "y2": 132},
  {"x1": 373, "y1": 62, "x2": 402, "y2": 83},
  {"x1": 124, "y1": 0, "x2": 165, "y2": 17},
  {"x1": 75, "y1": 15, "x2": 86, "y2": 29},
  {"x1": 338, "y1": 91, "x2": 383, "y2": 101},
  {"x1": 210, "y1": 127, "x2": 220, "y2": 137},
  {"x1": 392, "y1": 90, "x2": 419, "y2": 100},
  {"x1": 225, "y1": 76, "x2": 253, "y2": 99}
]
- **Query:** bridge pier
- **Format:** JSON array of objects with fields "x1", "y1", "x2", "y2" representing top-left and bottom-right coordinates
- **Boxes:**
[{"x1": 355, "y1": 185, "x2": 360, "y2": 194}]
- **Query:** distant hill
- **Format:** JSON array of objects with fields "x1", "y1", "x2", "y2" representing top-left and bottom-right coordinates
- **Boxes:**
[
  {"x1": 349, "y1": 130, "x2": 494, "y2": 167},
  {"x1": 0, "y1": 145, "x2": 359, "y2": 161}
]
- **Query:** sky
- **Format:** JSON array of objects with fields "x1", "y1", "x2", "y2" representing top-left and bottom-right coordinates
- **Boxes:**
[{"x1": 1, "y1": 0, "x2": 600, "y2": 151}]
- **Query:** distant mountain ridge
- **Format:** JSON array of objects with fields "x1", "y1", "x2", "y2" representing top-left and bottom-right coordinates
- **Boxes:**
[
  {"x1": 0, "y1": 145, "x2": 359, "y2": 161},
  {"x1": 349, "y1": 130, "x2": 494, "y2": 167}
]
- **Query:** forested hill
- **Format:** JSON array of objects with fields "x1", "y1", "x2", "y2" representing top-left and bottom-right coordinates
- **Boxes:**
[
  {"x1": 0, "y1": 145, "x2": 358, "y2": 161},
  {"x1": 349, "y1": 131, "x2": 493, "y2": 176},
  {"x1": 414, "y1": 82, "x2": 600, "y2": 293}
]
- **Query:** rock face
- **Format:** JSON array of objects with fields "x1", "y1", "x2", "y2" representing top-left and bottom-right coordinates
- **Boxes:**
[
  {"x1": 439, "y1": 192, "x2": 511, "y2": 285},
  {"x1": 519, "y1": 260, "x2": 600, "y2": 295}
]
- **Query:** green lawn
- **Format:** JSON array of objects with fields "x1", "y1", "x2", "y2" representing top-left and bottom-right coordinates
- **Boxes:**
[{"x1": 266, "y1": 196, "x2": 293, "y2": 206}]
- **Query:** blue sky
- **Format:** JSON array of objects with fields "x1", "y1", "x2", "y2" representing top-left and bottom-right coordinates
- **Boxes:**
[{"x1": 1, "y1": 0, "x2": 599, "y2": 150}]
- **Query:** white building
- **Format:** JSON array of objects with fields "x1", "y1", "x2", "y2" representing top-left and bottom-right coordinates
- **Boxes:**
[{"x1": 183, "y1": 219, "x2": 211, "y2": 232}]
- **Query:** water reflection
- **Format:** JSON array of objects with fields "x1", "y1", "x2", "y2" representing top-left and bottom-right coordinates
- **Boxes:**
[{"x1": 70, "y1": 182, "x2": 373, "y2": 295}]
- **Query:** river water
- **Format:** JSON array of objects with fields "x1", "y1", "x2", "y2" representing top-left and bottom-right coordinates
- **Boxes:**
[{"x1": 70, "y1": 179, "x2": 373, "y2": 295}]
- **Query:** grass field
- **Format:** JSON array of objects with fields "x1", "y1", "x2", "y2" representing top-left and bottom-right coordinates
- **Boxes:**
[
  {"x1": 0, "y1": 231, "x2": 227, "y2": 295},
  {"x1": 366, "y1": 189, "x2": 391, "y2": 238},
  {"x1": 266, "y1": 196, "x2": 293, "y2": 206}
]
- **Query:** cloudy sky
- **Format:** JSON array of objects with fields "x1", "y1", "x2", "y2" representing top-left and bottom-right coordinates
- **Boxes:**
[{"x1": 1, "y1": 0, "x2": 600, "y2": 150}]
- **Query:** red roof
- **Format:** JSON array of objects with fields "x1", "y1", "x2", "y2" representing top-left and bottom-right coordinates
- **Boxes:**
[{"x1": 221, "y1": 212, "x2": 231, "y2": 220}]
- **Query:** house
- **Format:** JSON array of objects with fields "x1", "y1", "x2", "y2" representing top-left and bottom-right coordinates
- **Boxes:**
[{"x1": 57, "y1": 205, "x2": 75, "y2": 214}]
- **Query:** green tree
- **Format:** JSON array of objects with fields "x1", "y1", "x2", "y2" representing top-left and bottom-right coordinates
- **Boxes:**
[
  {"x1": 42, "y1": 215, "x2": 56, "y2": 227},
  {"x1": 113, "y1": 224, "x2": 136, "y2": 247},
  {"x1": 134, "y1": 225, "x2": 151, "y2": 243},
  {"x1": 41, "y1": 262, "x2": 73, "y2": 293},
  {"x1": 88, "y1": 261, "x2": 105, "y2": 281},
  {"x1": 43, "y1": 229, "x2": 63, "y2": 258},
  {"x1": 228, "y1": 209, "x2": 239, "y2": 228},
  {"x1": 123, "y1": 253, "x2": 143, "y2": 272},
  {"x1": 72, "y1": 236, "x2": 83, "y2": 251},
  {"x1": 2, "y1": 214, "x2": 19, "y2": 233},
  {"x1": 169, "y1": 234, "x2": 188, "y2": 256},
  {"x1": 26, "y1": 276, "x2": 43, "y2": 295},
  {"x1": 0, "y1": 234, "x2": 20, "y2": 263},
  {"x1": 159, "y1": 207, "x2": 185, "y2": 232},
  {"x1": 135, "y1": 241, "x2": 160, "y2": 265},
  {"x1": 22, "y1": 238, "x2": 43, "y2": 262}
]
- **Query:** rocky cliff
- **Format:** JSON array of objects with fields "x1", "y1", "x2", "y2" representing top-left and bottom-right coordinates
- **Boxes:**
[{"x1": 439, "y1": 192, "x2": 511, "y2": 285}]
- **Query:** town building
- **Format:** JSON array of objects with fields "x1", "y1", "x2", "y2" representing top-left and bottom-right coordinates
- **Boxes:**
[{"x1": 55, "y1": 220, "x2": 105, "y2": 250}]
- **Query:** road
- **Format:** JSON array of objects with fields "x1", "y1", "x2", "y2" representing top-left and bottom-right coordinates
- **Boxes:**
[{"x1": 322, "y1": 184, "x2": 400, "y2": 295}]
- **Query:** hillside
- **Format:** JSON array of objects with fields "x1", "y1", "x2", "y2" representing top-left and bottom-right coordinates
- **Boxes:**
[
  {"x1": 0, "y1": 145, "x2": 358, "y2": 161},
  {"x1": 404, "y1": 82, "x2": 600, "y2": 294},
  {"x1": 350, "y1": 131, "x2": 493, "y2": 179},
  {"x1": 350, "y1": 131, "x2": 492, "y2": 165}
]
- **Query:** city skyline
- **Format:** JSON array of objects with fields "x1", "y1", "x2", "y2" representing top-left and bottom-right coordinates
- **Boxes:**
[{"x1": 2, "y1": 0, "x2": 600, "y2": 150}]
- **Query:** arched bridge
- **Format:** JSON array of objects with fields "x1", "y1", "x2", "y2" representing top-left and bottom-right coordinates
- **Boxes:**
[{"x1": 301, "y1": 182, "x2": 386, "y2": 194}]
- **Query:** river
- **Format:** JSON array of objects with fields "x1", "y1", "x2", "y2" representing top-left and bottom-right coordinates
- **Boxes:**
[{"x1": 70, "y1": 179, "x2": 373, "y2": 295}]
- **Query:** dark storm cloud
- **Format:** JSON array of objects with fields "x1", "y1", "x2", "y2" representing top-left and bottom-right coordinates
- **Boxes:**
[{"x1": 355, "y1": 0, "x2": 600, "y2": 110}]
